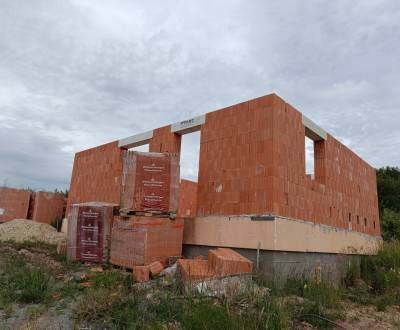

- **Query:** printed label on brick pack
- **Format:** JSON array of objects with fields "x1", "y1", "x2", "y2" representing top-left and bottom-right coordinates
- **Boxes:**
[
  {"x1": 135, "y1": 154, "x2": 171, "y2": 212},
  {"x1": 76, "y1": 207, "x2": 104, "y2": 262}
]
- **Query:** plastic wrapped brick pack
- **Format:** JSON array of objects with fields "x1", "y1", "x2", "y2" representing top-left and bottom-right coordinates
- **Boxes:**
[
  {"x1": 67, "y1": 202, "x2": 116, "y2": 263},
  {"x1": 121, "y1": 151, "x2": 180, "y2": 214},
  {"x1": 110, "y1": 216, "x2": 184, "y2": 269}
]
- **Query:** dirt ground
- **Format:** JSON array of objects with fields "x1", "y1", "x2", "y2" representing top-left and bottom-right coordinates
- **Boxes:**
[{"x1": 1, "y1": 244, "x2": 400, "y2": 330}]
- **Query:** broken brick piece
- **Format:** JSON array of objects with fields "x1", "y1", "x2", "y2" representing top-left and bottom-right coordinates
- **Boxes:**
[
  {"x1": 177, "y1": 259, "x2": 215, "y2": 283},
  {"x1": 133, "y1": 265, "x2": 150, "y2": 283},
  {"x1": 208, "y1": 248, "x2": 253, "y2": 276},
  {"x1": 148, "y1": 261, "x2": 164, "y2": 277}
]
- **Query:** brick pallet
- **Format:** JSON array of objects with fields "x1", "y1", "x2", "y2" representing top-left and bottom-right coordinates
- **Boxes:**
[
  {"x1": 67, "y1": 202, "x2": 117, "y2": 263},
  {"x1": 110, "y1": 216, "x2": 184, "y2": 269},
  {"x1": 120, "y1": 151, "x2": 179, "y2": 216}
]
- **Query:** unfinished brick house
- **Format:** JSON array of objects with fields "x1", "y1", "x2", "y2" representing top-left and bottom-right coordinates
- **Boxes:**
[{"x1": 67, "y1": 93, "x2": 381, "y2": 281}]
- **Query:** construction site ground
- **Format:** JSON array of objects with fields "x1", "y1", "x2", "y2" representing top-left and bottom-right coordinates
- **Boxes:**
[{"x1": 0, "y1": 241, "x2": 399, "y2": 330}]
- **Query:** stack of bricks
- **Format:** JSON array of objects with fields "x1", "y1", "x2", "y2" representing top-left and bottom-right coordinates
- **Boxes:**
[
  {"x1": 67, "y1": 202, "x2": 116, "y2": 263},
  {"x1": 111, "y1": 149, "x2": 183, "y2": 277},
  {"x1": 177, "y1": 179, "x2": 198, "y2": 217},
  {"x1": 66, "y1": 137, "x2": 184, "y2": 276},
  {"x1": 31, "y1": 191, "x2": 65, "y2": 224},
  {"x1": 120, "y1": 151, "x2": 180, "y2": 214},
  {"x1": 0, "y1": 187, "x2": 31, "y2": 223},
  {"x1": 178, "y1": 248, "x2": 253, "y2": 283},
  {"x1": 110, "y1": 216, "x2": 184, "y2": 269}
]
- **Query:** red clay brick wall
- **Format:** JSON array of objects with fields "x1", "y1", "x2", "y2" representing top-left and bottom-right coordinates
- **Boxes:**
[
  {"x1": 0, "y1": 187, "x2": 31, "y2": 223},
  {"x1": 271, "y1": 96, "x2": 380, "y2": 236},
  {"x1": 67, "y1": 141, "x2": 124, "y2": 214},
  {"x1": 178, "y1": 179, "x2": 198, "y2": 217},
  {"x1": 149, "y1": 125, "x2": 181, "y2": 154},
  {"x1": 32, "y1": 191, "x2": 65, "y2": 224},
  {"x1": 196, "y1": 93, "x2": 380, "y2": 236},
  {"x1": 197, "y1": 95, "x2": 276, "y2": 216}
]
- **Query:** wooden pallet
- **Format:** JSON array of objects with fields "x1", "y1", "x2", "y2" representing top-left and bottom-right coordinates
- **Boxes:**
[{"x1": 119, "y1": 208, "x2": 176, "y2": 219}]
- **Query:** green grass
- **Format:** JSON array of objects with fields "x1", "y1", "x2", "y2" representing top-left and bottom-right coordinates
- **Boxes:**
[
  {"x1": 355, "y1": 241, "x2": 400, "y2": 310},
  {"x1": 276, "y1": 276, "x2": 343, "y2": 329},
  {"x1": 0, "y1": 252, "x2": 53, "y2": 305},
  {"x1": 2, "y1": 239, "x2": 400, "y2": 328},
  {"x1": 74, "y1": 280, "x2": 291, "y2": 330},
  {"x1": 0, "y1": 239, "x2": 57, "y2": 253}
]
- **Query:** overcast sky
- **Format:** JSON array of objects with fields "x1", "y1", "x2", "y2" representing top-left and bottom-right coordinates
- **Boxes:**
[{"x1": 0, "y1": 0, "x2": 399, "y2": 191}]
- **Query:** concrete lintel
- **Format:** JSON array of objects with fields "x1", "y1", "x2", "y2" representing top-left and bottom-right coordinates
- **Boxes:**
[
  {"x1": 171, "y1": 114, "x2": 206, "y2": 135},
  {"x1": 118, "y1": 130, "x2": 153, "y2": 149},
  {"x1": 302, "y1": 115, "x2": 327, "y2": 141}
]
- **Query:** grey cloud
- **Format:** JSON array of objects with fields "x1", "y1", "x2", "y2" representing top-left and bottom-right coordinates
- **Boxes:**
[{"x1": 0, "y1": 0, "x2": 399, "y2": 190}]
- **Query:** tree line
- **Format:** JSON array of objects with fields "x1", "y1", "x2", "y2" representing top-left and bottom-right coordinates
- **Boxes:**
[{"x1": 377, "y1": 166, "x2": 400, "y2": 240}]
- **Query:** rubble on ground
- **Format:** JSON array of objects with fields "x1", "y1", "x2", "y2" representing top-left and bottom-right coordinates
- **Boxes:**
[
  {"x1": 0, "y1": 219, "x2": 66, "y2": 245},
  {"x1": 177, "y1": 248, "x2": 254, "y2": 292}
]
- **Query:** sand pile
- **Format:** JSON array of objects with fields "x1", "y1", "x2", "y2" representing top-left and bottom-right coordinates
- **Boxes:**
[{"x1": 0, "y1": 219, "x2": 66, "y2": 245}]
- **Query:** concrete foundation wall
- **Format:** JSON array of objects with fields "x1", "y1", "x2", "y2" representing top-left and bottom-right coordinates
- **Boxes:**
[
  {"x1": 183, "y1": 244, "x2": 360, "y2": 284},
  {"x1": 183, "y1": 215, "x2": 381, "y2": 255}
]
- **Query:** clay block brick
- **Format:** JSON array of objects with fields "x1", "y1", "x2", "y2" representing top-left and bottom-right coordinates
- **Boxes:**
[
  {"x1": 67, "y1": 202, "x2": 116, "y2": 263},
  {"x1": 66, "y1": 141, "x2": 123, "y2": 216},
  {"x1": 148, "y1": 261, "x2": 164, "y2": 276},
  {"x1": 110, "y1": 217, "x2": 184, "y2": 268},
  {"x1": 208, "y1": 248, "x2": 253, "y2": 276},
  {"x1": 178, "y1": 179, "x2": 198, "y2": 217},
  {"x1": 32, "y1": 191, "x2": 65, "y2": 224},
  {"x1": 177, "y1": 259, "x2": 215, "y2": 283},
  {"x1": 121, "y1": 151, "x2": 180, "y2": 213},
  {"x1": 149, "y1": 125, "x2": 182, "y2": 154},
  {"x1": 0, "y1": 187, "x2": 31, "y2": 223},
  {"x1": 196, "y1": 93, "x2": 380, "y2": 237},
  {"x1": 133, "y1": 265, "x2": 150, "y2": 283}
]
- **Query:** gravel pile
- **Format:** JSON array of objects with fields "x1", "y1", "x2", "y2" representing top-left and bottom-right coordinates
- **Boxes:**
[{"x1": 0, "y1": 219, "x2": 66, "y2": 245}]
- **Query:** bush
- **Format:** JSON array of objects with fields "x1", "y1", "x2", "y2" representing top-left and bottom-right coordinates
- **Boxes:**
[{"x1": 381, "y1": 209, "x2": 400, "y2": 241}]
